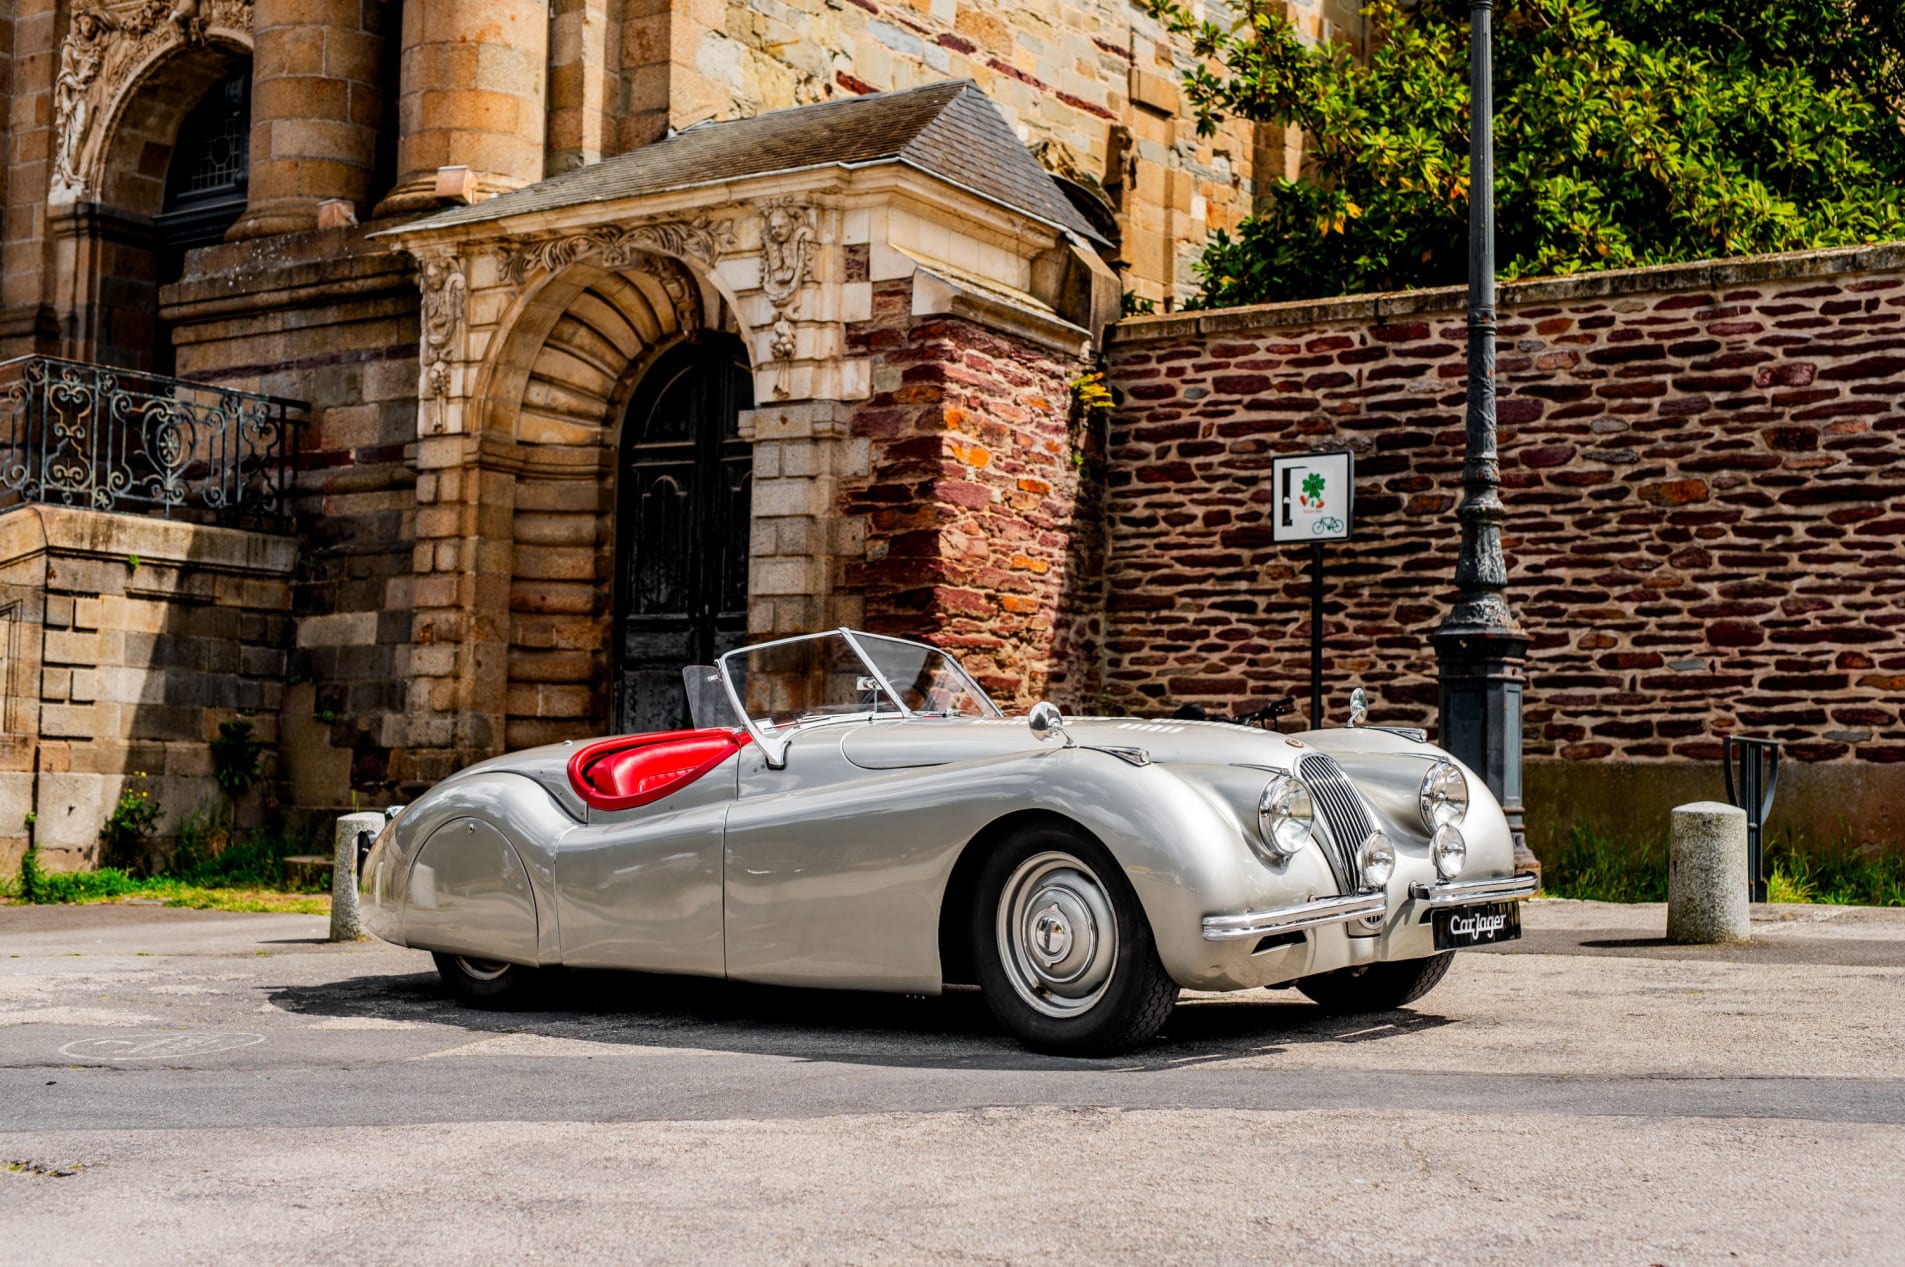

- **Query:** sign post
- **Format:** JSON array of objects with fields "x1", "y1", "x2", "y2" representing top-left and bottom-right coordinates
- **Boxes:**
[{"x1": 1271, "y1": 451, "x2": 1354, "y2": 727}]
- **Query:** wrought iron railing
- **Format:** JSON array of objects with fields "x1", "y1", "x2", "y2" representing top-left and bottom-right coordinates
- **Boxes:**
[{"x1": 0, "y1": 356, "x2": 304, "y2": 530}]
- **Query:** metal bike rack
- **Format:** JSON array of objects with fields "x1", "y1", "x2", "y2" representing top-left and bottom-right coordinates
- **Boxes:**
[{"x1": 1722, "y1": 735, "x2": 1781, "y2": 902}]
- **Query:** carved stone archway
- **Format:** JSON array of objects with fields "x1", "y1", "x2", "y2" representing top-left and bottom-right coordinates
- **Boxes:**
[
  {"x1": 376, "y1": 84, "x2": 1118, "y2": 783},
  {"x1": 51, "y1": 1, "x2": 254, "y2": 208}
]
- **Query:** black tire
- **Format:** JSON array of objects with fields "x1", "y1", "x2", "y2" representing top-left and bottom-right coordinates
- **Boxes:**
[
  {"x1": 433, "y1": 952, "x2": 540, "y2": 1008},
  {"x1": 970, "y1": 825, "x2": 1179, "y2": 1056},
  {"x1": 1296, "y1": 951, "x2": 1455, "y2": 1013}
]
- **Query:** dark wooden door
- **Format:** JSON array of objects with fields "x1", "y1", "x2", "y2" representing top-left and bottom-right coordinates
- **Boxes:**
[{"x1": 613, "y1": 336, "x2": 753, "y2": 734}]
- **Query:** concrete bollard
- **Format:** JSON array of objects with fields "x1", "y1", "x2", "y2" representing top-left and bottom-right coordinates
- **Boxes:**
[
  {"x1": 1667, "y1": 801, "x2": 1751, "y2": 944},
  {"x1": 330, "y1": 812, "x2": 382, "y2": 942}
]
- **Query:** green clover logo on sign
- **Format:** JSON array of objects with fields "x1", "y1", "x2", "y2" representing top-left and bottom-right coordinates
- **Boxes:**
[{"x1": 1300, "y1": 471, "x2": 1326, "y2": 508}]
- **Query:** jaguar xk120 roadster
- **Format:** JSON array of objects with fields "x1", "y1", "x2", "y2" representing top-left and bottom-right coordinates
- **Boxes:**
[{"x1": 360, "y1": 629, "x2": 1536, "y2": 1053}]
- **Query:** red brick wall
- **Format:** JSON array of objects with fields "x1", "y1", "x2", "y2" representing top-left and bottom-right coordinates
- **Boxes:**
[
  {"x1": 1102, "y1": 246, "x2": 1905, "y2": 783},
  {"x1": 842, "y1": 279, "x2": 1094, "y2": 710}
]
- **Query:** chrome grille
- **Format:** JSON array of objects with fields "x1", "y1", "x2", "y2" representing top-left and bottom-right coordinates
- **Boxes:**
[{"x1": 1299, "y1": 752, "x2": 1373, "y2": 892}]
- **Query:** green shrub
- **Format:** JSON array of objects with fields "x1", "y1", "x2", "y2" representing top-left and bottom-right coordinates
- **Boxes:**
[{"x1": 100, "y1": 775, "x2": 163, "y2": 872}]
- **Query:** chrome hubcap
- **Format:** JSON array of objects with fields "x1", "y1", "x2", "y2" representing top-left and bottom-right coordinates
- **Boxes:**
[
  {"x1": 997, "y1": 852, "x2": 1117, "y2": 1018},
  {"x1": 455, "y1": 956, "x2": 511, "y2": 982}
]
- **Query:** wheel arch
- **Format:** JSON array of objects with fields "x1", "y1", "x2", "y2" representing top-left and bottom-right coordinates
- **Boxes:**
[{"x1": 936, "y1": 808, "x2": 1114, "y2": 987}]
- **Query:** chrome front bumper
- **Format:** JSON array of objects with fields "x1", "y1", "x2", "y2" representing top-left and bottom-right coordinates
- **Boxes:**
[
  {"x1": 1407, "y1": 873, "x2": 1540, "y2": 908},
  {"x1": 1201, "y1": 892, "x2": 1388, "y2": 941},
  {"x1": 1201, "y1": 873, "x2": 1538, "y2": 944}
]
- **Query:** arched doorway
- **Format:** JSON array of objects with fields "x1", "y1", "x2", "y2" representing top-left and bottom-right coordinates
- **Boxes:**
[{"x1": 613, "y1": 334, "x2": 754, "y2": 733}]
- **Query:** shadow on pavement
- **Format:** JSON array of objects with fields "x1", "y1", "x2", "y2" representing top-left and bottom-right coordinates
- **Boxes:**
[{"x1": 267, "y1": 965, "x2": 1457, "y2": 1072}]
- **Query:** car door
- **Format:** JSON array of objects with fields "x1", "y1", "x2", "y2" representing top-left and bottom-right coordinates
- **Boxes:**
[
  {"x1": 552, "y1": 757, "x2": 738, "y2": 977},
  {"x1": 721, "y1": 723, "x2": 960, "y2": 994}
]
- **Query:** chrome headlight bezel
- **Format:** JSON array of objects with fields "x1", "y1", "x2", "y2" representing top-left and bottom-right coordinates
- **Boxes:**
[
  {"x1": 1430, "y1": 824, "x2": 1467, "y2": 881},
  {"x1": 1418, "y1": 761, "x2": 1470, "y2": 832},
  {"x1": 1357, "y1": 829, "x2": 1396, "y2": 890},
  {"x1": 1255, "y1": 774, "x2": 1315, "y2": 861}
]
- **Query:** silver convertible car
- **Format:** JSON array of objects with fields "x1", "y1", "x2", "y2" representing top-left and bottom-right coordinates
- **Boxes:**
[{"x1": 360, "y1": 629, "x2": 1536, "y2": 1054}]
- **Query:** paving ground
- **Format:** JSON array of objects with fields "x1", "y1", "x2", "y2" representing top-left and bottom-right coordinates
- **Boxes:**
[{"x1": 1, "y1": 899, "x2": 1901, "y2": 1265}]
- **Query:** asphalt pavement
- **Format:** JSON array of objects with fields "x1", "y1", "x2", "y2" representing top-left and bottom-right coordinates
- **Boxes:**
[{"x1": 2, "y1": 898, "x2": 1902, "y2": 1265}]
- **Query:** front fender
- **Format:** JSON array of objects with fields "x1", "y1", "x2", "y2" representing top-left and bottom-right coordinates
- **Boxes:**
[{"x1": 961, "y1": 751, "x2": 1331, "y2": 990}]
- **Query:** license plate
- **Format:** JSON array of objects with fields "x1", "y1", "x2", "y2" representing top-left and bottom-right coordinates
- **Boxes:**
[{"x1": 1433, "y1": 901, "x2": 1522, "y2": 950}]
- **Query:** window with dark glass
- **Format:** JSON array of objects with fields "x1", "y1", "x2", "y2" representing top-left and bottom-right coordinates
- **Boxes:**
[{"x1": 155, "y1": 63, "x2": 251, "y2": 250}]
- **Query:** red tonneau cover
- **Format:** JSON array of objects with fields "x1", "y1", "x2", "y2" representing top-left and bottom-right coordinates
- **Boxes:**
[{"x1": 565, "y1": 728, "x2": 750, "y2": 811}]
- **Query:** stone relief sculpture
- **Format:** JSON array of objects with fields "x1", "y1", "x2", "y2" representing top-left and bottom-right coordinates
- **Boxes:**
[
  {"x1": 50, "y1": 0, "x2": 254, "y2": 203},
  {"x1": 418, "y1": 256, "x2": 468, "y2": 401},
  {"x1": 495, "y1": 218, "x2": 735, "y2": 286},
  {"x1": 759, "y1": 201, "x2": 818, "y2": 397},
  {"x1": 760, "y1": 202, "x2": 818, "y2": 309},
  {"x1": 51, "y1": 14, "x2": 110, "y2": 199}
]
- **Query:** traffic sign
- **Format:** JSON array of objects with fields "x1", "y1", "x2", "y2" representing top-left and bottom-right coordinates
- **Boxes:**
[{"x1": 1272, "y1": 450, "x2": 1354, "y2": 543}]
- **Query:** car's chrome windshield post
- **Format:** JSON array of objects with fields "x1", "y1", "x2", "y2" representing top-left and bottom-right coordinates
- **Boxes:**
[{"x1": 838, "y1": 628, "x2": 915, "y2": 720}]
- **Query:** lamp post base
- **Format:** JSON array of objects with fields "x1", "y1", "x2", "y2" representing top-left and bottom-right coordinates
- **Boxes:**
[{"x1": 1432, "y1": 625, "x2": 1539, "y2": 883}]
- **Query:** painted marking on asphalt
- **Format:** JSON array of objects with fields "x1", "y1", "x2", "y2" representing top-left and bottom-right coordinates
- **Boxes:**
[{"x1": 58, "y1": 1033, "x2": 265, "y2": 1062}]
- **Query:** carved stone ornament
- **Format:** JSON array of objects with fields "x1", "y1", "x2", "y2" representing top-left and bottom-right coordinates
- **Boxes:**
[
  {"x1": 418, "y1": 255, "x2": 468, "y2": 400},
  {"x1": 495, "y1": 217, "x2": 735, "y2": 287},
  {"x1": 759, "y1": 201, "x2": 817, "y2": 309},
  {"x1": 51, "y1": 0, "x2": 254, "y2": 203}
]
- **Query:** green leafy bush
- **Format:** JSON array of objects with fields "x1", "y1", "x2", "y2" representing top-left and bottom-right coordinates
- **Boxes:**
[
  {"x1": 209, "y1": 721, "x2": 266, "y2": 804},
  {"x1": 100, "y1": 775, "x2": 163, "y2": 872},
  {"x1": 1144, "y1": 0, "x2": 1905, "y2": 306}
]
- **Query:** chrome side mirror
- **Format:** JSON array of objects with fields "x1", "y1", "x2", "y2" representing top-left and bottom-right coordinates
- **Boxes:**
[
  {"x1": 1028, "y1": 701, "x2": 1074, "y2": 746},
  {"x1": 1348, "y1": 687, "x2": 1369, "y2": 728}
]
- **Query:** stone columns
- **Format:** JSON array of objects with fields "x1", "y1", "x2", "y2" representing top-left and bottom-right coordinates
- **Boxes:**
[
  {"x1": 376, "y1": 0, "x2": 549, "y2": 215},
  {"x1": 229, "y1": 0, "x2": 389, "y2": 239}
]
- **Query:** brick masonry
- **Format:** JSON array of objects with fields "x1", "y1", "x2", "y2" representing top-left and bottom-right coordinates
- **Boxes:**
[
  {"x1": 1102, "y1": 243, "x2": 1905, "y2": 848},
  {"x1": 841, "y1": 278, "x2": 1090, "y2": 710}
]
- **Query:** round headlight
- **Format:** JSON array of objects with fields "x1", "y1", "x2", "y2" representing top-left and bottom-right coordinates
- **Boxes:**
[
  {"x1": 1419, "y1": 761, "x2": 1469, "y2": 831},
  {"x1": 1431, "y1": 824, "x2": 1467, "y2": 881},
  {"x1": 1256, "y1": 774, "x2": 1314, "y2": 860},
  {"x1": 1358, "y1": 830, "x2": 1396, "y2": 890}
]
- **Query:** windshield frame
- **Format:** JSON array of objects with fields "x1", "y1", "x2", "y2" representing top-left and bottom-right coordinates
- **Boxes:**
[{"x1": 716, "y1": 628, "x2": 1002, "y2": 766}]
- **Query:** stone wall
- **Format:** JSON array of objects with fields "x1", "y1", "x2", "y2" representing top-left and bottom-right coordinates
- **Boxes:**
[
  {"x1": 839, "y1": 277, "x2": 1090, "y2": 709},
  {"x1": 0, "y1": 506, "x2": 296, "y2": 876},
  {"x1": 160, "y1": 226, "x2": 421, "y2": 810},
  {"x1": 1101, "y1": 243, "x2": 1905, "y2": 849}
]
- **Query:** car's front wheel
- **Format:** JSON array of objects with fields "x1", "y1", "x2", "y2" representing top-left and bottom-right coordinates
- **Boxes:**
[
  {"x1": 971, "y1": 827, "x2": 1178, "y2": 1055},
  {"x1": 1296, "y1": 951, "x2": 1454, "y2": 1013},
  {"x1": 433, "y1": 952, "x2": 540, "y2": 1008}
]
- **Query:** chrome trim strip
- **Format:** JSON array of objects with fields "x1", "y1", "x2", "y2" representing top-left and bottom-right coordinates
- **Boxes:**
[
  {"x1": 1408, "y1": 873, "x2": 1540, "y2": 907},
  {"x1": 1201, "y1": 892, "x2": 1388, "y2": 941}
]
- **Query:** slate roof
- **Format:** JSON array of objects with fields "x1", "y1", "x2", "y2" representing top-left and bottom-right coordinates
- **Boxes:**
[{"x1": 391, "y1": 81, "x2": 1106, "y2": 245}]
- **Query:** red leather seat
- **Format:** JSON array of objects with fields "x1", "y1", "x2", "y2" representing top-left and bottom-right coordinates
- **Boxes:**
[{"x1": 566, "y1": 728, "x2": 750, "y2": 812}]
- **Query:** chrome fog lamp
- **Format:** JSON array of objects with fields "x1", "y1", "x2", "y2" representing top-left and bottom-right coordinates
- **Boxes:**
[
  {"x1": 1358, "y1": 830, "x2": 1396, "y2": 890},
  {"x1": 1256, "y1": 774, "x2": 1314, "y2": 860},
  {"x1": 1418, "y1": 761, "x2": 1469, "y2": 831},
  {"x1": 1431, "y1": 824, "x2": 1467, "y2": 881}
]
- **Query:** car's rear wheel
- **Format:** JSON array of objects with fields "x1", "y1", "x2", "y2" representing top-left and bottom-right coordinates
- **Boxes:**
[
  {"x1": 433, "y1": 952, "x2": 540, "y2": 1008},
  {"x1": 1296, "y1": 951, "x2": 1455, "y2": 1013},
  {"x1": 971, "y1": 827, "x2": 1178, "y2": 1055}
]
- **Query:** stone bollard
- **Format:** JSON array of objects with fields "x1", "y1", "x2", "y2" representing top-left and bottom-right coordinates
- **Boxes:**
[
  {"x1": 1667, "y1": 801, "x2": 1751, "y2": 944},
  {"x1": 330, "y1": 812, "x2": 383, "y2": 942}
]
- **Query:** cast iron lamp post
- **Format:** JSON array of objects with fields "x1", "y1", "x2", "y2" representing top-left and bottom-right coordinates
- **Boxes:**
[{"x1": 1431, "y1": 0, "x2": 1538, "y2": 874}]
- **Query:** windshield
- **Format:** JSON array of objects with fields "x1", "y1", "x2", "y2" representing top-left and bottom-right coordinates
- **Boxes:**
[{"x1": 716, "y1": 630, "x2": 1000, "y2": 761}]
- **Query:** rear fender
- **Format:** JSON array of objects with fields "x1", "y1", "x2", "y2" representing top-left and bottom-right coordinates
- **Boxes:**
[{"x1": 366, "y1": 772, "x2": 577, "y2": 964}]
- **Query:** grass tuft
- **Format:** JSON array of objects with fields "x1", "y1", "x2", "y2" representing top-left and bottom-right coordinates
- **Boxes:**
[{"x1": 1539, "y1": 823, "x2": 1905, "y2": 906}]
